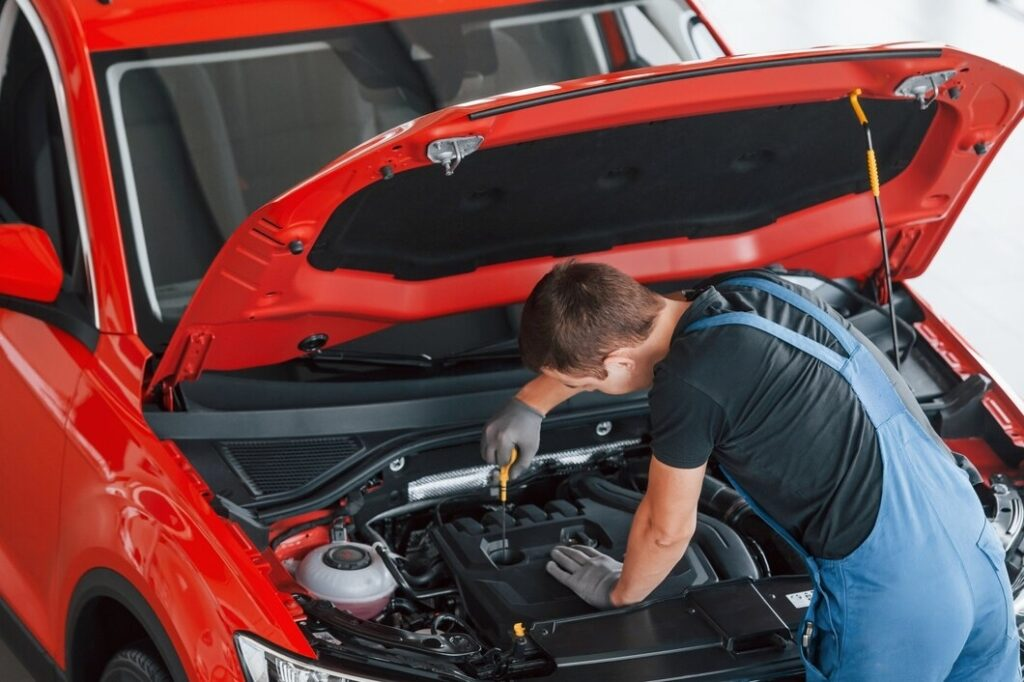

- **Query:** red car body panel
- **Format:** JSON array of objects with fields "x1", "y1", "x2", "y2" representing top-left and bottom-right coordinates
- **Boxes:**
[
  {"x1": 56, "y1": 333, "x2": 317, "y2": 670},
  {"x1": 0, "y1": 0, "x2": 1021, "y2": 680},
  {"x1": 69, "y1": 0, "x2": 730, "y2": 54},
  {"x1": 149, "y1": 45, "x2": 1024, "y2": 389}
]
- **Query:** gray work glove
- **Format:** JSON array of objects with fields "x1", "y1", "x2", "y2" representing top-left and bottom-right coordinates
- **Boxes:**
[
  {"x1": 481, "y1": 397, "x2": 543, "y2": 480},
  {"x1": 545, "y1": 545, "x2": 622, "y2": 610}
]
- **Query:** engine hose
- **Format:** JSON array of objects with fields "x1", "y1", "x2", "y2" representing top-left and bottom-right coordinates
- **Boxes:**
[
  {"x1": 389, "y1": 598, "x2": 420, "y2": 616},
  {"x1": 699, "y1": 475, "x2": 754, "y2": 526},
  {"x1": 372, "y1": 543, "x2": 456, "y2": 603},
  {"x1": 356, "y1": 498, "x2": 442, "y2": 549},
  {"x1": 404, "y1": 560, "x2": 446, "y2": 587},
  {"x1": 431, "y1": 613, "x2": 475, "y2": 637}
]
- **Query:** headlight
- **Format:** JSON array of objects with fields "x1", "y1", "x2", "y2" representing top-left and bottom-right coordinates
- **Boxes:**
[{"x1": 235, "y1": 633, "x2": 389, "y2": 682}]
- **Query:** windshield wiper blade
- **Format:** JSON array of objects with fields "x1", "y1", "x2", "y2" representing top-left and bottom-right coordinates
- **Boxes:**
[
  {"x1": 312, "y1": 350, "x2": 435, "y2": 368},
  {"x1": 438, "y1": 339, "x2": 520, "y2": 367}
]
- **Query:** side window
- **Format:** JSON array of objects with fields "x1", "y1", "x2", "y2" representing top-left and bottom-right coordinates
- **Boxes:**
[
  {"x1": 621, "y1": 6, "x2": 685, "y2": 65},
  {"x1": 684, "y1": 16, "x2": 726, "y2": 60},
  {"x1": 0, "y1": 2, "x2": 92, "y2": 313}
]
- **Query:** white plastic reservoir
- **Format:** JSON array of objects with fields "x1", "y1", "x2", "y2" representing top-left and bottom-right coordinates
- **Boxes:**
[{"x1": 296, "y1": 542, "x2": 397, "y2": 619}]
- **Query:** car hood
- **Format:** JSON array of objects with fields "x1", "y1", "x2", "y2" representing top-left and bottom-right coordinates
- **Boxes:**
[{"x1": 148, "y1": 44, "x2": 1024, "y2": 397}]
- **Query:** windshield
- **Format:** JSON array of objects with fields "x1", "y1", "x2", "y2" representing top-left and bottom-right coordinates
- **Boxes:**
[{"x1": 95, "y1": 0, "x2": 720, "y2": 340}]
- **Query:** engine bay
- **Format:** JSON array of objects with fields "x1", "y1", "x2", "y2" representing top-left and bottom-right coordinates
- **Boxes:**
[
  {"x1": 162, "y1": 273, "x2": 1024, "y2": 680},
  {"x1": 273, "y1": 436, "x2": 819, "y2": 680}
]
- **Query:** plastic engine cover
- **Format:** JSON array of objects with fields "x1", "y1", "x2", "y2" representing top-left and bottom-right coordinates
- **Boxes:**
[{"x1": 431, "y1": 497, "x2": 759, "y2": 645}]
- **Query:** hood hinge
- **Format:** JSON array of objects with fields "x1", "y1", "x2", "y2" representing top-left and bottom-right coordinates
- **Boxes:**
[
  {"x1": 872, "y1": 227, "x2": 921, "y2": 300},
  {"x1": 887, "y1": 226, "x2": 922, "y2": 277},
  {"x1": 159, "y1": 331, "x2": 213, "y2": 411}
]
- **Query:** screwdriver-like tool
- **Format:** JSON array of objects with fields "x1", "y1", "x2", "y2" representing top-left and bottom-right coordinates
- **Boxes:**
[{"x1": 499, "y1": 446, "x2": 518, "y2": 562}]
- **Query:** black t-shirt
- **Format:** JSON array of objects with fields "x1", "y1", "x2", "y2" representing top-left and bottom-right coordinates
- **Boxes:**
[{"x1": 650, "y1": 271, "x2": 942, "y2": 559}]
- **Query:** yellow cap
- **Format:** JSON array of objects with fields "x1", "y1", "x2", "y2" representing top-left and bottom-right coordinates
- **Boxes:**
[
  {"x1": 513, "y1": 622, "x2": 527, "y2": 638},
  {"x1": 848, "y1": 88, "x2": 869, "y2": 126}
]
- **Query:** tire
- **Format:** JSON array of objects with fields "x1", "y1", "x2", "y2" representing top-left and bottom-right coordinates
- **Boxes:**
[{"x1": 99, "y1": 642, "x2": 172, "y2": 682}]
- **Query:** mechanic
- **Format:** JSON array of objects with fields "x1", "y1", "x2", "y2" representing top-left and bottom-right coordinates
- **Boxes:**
[{"x1": 480, "y1": 261, "x2": 1020, "y2": 681}]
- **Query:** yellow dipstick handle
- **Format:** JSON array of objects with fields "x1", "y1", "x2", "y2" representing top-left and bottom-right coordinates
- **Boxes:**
[
  {"x1": 499, "y1": 446, "x2": 518, "y2": 504},
  {"x1": 513, "y1": 622, "x2": 527, "y2": 638},
  {"x1": 848, "y1": 89, "x2": 881, "y2": 197}
]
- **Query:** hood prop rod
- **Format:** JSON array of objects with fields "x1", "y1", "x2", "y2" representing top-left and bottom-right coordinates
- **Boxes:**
[{"x1": 848, "y1": 89, "x2": 901, "y2": 372}]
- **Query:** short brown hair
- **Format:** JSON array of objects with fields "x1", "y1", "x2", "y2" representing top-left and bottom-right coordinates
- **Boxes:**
[{"x1": 519, "y1": 261, "x2": 664, "y2": 378}]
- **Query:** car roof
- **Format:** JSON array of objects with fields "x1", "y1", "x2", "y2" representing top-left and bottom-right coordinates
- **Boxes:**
[{"x1": 62, "y1": 0, "x2": 566, "y2": 52}]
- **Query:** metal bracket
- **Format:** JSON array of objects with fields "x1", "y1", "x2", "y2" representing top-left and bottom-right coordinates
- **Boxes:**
[
  {"x1": 427, "y1": 135, "x2": 483, "y2": 176},
  {"x1": 894, "y1": 70, "x2": 956, "y2": 109}
]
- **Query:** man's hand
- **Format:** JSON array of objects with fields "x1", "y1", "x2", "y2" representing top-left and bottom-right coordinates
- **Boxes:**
[
  {"x1": 481, "y1": 398, "x2": 543, "y2": 479},
  {"x1": 545, "y1": 545, "x2": 622, "y2": 609}
]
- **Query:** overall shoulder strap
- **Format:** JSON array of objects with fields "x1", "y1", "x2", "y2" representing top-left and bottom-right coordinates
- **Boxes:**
[
  {"x1": 684, "y1": 312, "x2": 849, "y2": 374},
  {"x1": 718, "y1": 276, "x2": 860, "y2": 357}
]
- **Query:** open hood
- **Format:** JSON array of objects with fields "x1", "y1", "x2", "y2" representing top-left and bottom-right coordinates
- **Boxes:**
[{"x1": 148, "y1": 44, "x2": 1024, "y2": 398}]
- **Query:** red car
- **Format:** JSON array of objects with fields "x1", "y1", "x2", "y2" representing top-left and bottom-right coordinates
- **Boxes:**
[{"x1": 1, "y1": 0, "x2": 1023, "y2": 679}]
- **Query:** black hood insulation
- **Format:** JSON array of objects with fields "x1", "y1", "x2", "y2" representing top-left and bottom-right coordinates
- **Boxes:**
[{"x1": 308, "y1": 97, "x2": 935, "y2": 280}]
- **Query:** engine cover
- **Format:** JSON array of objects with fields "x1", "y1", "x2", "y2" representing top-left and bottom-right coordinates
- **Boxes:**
[{"x1": 431, "y1": 493, "x2": 759, "y2": 646}]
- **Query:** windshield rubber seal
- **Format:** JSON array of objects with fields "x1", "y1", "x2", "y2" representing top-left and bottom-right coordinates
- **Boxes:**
[{"x1": 468, "y1": 48, "x2": 944, "y2": 119}]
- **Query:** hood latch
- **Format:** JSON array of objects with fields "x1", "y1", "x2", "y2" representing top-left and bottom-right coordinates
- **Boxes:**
[
  {"x1": 427, "y1": 135, "x2": 484, "y2": 176},
  {"x1": 894, "y1": 70, "x2": 956, "y2": 109}
]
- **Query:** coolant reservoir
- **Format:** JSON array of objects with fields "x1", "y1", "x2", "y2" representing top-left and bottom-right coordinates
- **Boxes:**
[{"x1": 296, "y1": 542, "x2": 396, "y2": 619}]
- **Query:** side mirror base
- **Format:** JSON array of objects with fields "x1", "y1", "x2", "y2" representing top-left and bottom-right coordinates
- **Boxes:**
[{"x1": 0, "y1": 224, "x2": 63, "y2": 303}]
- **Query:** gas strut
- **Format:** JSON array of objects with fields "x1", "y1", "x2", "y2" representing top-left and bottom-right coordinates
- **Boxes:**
[{"x1": 848, "y1": 89, "x2": 901, "y2": 371}]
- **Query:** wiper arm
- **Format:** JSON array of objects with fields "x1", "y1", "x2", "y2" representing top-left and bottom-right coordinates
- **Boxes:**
[
  {"x1": 438, "y1": 339, "x2": 520, "y2": 367},
  {"x1": 311, "y1": 339, "x2": 520, "y2": 370},
  {"x1": 312, "y1": 350, "x2": 435, "y2": 368}
]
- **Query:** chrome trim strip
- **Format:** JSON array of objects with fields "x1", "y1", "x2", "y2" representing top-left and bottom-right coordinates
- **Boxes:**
[
  {"x1": 14, "y1": 0, "x2": 99, "y2": 326},
  {"x1": 104, "y1": 42, "x2": 332, "y2": 321}
]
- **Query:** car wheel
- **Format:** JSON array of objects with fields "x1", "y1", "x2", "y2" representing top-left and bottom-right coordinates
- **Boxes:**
[{"x1": 99, "y1": 642, "x2": 172, "y2": 682}]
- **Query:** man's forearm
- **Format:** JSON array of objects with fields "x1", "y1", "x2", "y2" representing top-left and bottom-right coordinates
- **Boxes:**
[
  {"x1": 516, "y1": 374, "x2": 582, "y2": 415},
  {"x1": 610, "y1": 497, "x2": 693, "y2": 606}
]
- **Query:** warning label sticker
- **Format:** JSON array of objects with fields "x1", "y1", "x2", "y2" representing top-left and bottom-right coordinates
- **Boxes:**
[{"x1": 786, "y1": 590, "x2": 814, "y2": 609}]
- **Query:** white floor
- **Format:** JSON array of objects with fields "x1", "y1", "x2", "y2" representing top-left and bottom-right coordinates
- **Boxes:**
[
  {"x1": 3, "y1": 3, "x2": 1023, "y2": 680},
  {"x1": 698, "y1": 0, "x2": 1024, "y2": 397}
]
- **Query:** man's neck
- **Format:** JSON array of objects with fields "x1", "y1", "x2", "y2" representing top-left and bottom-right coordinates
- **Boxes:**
[{"x1": 643, "y1": 295, "x2": 691, "y2": 365}]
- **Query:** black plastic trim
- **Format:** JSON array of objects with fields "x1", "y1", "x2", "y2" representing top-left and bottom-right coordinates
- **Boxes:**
[
  {"x1": 0, "y1": 594, "x2": 65, "y2": 682},
  {"x1": 468, "y1": 48, "x2": 945, "y2": 119},
  {"x1": 66, "y1": 568, "x2": 189, "y2": 682},
  {"x1": 250, "y1": 400, "x2": 648, "y2": 523},
  {"x1": 0, "y1": 293, "x2": 99, "y2": 351},
  {"x1": 147, "y1": 387, "x2": 646, "y2": 440}
]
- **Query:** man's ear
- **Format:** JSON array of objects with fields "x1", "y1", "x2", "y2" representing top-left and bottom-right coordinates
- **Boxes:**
[{"x1": 603, "y1": 348, "x2": 636, "y2": 372}]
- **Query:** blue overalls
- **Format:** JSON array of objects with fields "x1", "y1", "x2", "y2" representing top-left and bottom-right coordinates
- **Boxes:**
[{"x1": 683, "y1": 276, "x2": 1020, "y2": 681}]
